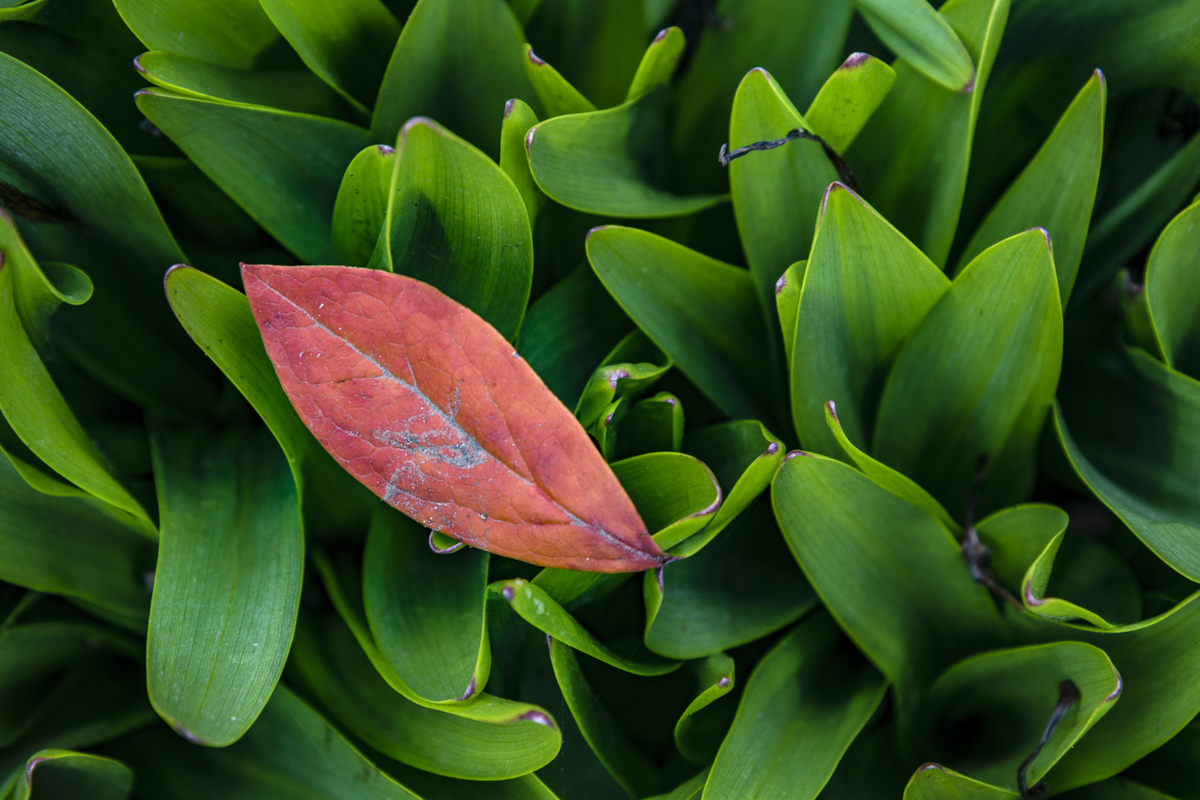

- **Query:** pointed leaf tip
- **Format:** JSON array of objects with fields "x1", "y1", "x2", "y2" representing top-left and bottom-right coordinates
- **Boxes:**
[
  {"x1": 839, "y1": 52, "x2": 872, "y2": 70},
  {"x1": 527, "y1": 47, "x2": 546, "y2": 66},
  {"x1": 242, "y1": 264, "x2": 664, "y2": 572}
]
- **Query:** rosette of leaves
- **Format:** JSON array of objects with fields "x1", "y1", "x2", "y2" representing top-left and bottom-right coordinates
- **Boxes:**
[{"x1": 2, "y1": 0, "x2": 1200, "y2": 798}]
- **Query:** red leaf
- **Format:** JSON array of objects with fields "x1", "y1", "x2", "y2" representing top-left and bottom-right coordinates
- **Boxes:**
[{"x1": 242, "y1": 264, "x2": 665, "y2": 572}]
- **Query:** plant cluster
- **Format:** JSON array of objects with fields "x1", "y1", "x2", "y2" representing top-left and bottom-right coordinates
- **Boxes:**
[{"x1": 1, "y1": 0, "x2": 1200, "y2": 798}]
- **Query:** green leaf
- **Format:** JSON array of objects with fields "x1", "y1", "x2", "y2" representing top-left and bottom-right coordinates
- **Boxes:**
[
  {"x1": 705, "y1": 611, "x2": 888, "y2": 800},
  {"x1": 370, "y1": 117, "x2": 532, "y2": 341},
  {"x1": 803, "y1": 52, "x2": 896, "y2": 154},
  {"x1": 775, "y1": 260, "x2": 803, "y2": 366},
  {"x1": 132, "y1": 156, "x2": 265, "y2": 252},
  {"x1": 729, "y1": 68, "x2": 837, "y2": 317},
  {"x1": 112, "y1": 0, "x2": 277, "y2": 68},
  {"x1": 772, "y1": 453, "x2": 1005, "y2": 717},
  {"x1": 364, "y1": 507, "x2": 489, "y2": 703},
  {"x1": 918, "y1": 642, "x2": 1120, "y2": 790},
  {"x1": 575, "y1": 331, "x2": 671, "y2": 430},
  {"x1": 332, "y1": 144, "x2": 396, "y2": 265},
  {"x1": 1144, "y1": 200, "x2": 1200, "y2": 375},
  {"x1": 147, "y1": 424, "x2": 302, "y2": 746},
  {"x1": 1125, "y1": 722, "x2": 1200, "y2": 800},
  {"x1": 673, "y1": 654, "x2": 735, "y2": 764},
  {"x1": 103, "y1": 687, "x2": 421, "y2": 800},
  {"x1": 527, "y1": 89, "x2": 726, "y2": 218},
  {"x1": 847, "y1": 0, "x2": 1010, "y2": 266},
  {"x1": 874, "y1": 229, "x2": 1062, "y2": 518},
  {"x1": 790, "y1": 183, "x2": 950, "y2": 458},
  {"x1": 13, "y1": 750, "x2": 131, "y2": 800},
  {"x1": 644, "y1": 498, "x2": 816, "y2": 659},
  {"x1": 136, "y1": 88, "x2": 373, "y2": 263},
  {"x1": 259, "y1": 0, "x2": 400, "y2": 110},
  {"x1": 381, "y1": 755, "x2": 563, "y2": 800},
  {"x1": 957, "y1": 71, "x2": 1106, "y2": 303},
  {"x1": 647, "y1": 770, "x2": 708, "y2": 800},
  {"x1": 855, "y1": 0, "x2": 975, "y2": 91},
  {"x1": 586, "y1": 226, "x2": 781, "y2": 428},
  {"x1": 613, "y1": 451, "x2": 721, "y2": 550},
  {"x1": 1019, "y1": 528, "x2": 1142, "y2": 629},
  {"x1": 290, "y1": 610, "x2": 560, "y2": 779},
  {"x1": 501, "y1": 99, "x2": 544, "y2": 224},
  {"x1": 626, "y1": 27, "x2": 684, "y2": 102},
  {"x1": 372, "y1": 0, "x2": 535, "y2": 158},
  {"x1": 616, "y1": 392, "x2": 684, "y2": 460},
  {"x1": 903, "y1": 765, "x2": 1015, "y2": 800},
  {"x1": 1060, "y1": 779, "x2": 1180, "y2": 800},
  {"x1": 524, "y1": 45, "x2": 596, "y2": 117}
]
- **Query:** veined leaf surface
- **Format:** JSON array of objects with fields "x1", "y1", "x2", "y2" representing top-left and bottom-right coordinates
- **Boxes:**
[{"x1": 243, "y1": 264, "x2": 663, "y2": 572}]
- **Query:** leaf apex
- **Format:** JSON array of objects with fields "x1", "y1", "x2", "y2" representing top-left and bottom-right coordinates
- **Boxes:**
[
  {"x1": 526, "y1": 46, "x2": 546, "y2": 66},
  {"x1": 839, "y1": 52, "x2": 872, "y2": 70}
]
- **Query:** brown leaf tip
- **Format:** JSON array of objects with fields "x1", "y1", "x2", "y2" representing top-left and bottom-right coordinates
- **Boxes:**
[
  {"x1": 764, "y1": 441, "x2": 780, "y2": 456},
  {"x1": 527, "y1": 47, "x2": 547, "y2": 66},
  {"x1": 1025, "y1": 226, "x2": 1053, "y2": 254},
  {"x1": 961, "y1": 71, "x2": 977, "y2": 93},
  {"x1": 525, "y1": 124, "x2": 539, "y2": 151},
  {"x1": 664, "y1": 396, "x2": 677, "y2": 407},
  {"x1": 839, "y1": 52, "x2": 871, "y2": 70},
  {"x1": 775, "y1": 273, "x2": 787, "y2": 294},
  {"x1": 518, "y1": 710, "x2": 556, "y2": 728},
  {"x1": 607, "y1": 368, "x2": 630, "y2": 388},
  {"x1": 133, "y1": 55, "x2": 147, "y2": 74},
  {"x1": 163, "y1": 263, "x2": 190, "y2": 289},
  {"x1": 782, "y1": 450, "x2": 811, "y2": 461},
  {"x1": 717, "y1": 676, "x2": 731, "y2": 688},
  {"x1": 458, "y1": 675, "x2": 478, "y2": 701},
  {"x1": 376, "y1": 144, "x2": 395, "y2": 156},
  {"x1": 1106, "y1": 672, "x2": 1123, "y2": 702},
  {"x1": 918, "y1": 763, "x2": 946, "y2": 773},
  {"x1": 653, "y1": 27, "x2": 669, "y2": 43}
]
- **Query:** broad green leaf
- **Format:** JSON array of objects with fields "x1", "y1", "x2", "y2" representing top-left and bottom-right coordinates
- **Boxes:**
[
  {"x1": 0, "y1": 0, "x2": 48, "y2": 23},
  {"x1": 112, "y1": 0, "x2": 277, "y2": 68},
  {"x1": 791, "y1": 183, "x2": 950, "y2": 457},
  {"x1": 1125, "y1": 722, "x2": 1200, "y2": 800},
  {"x1": 134, "y1": 51, "x2": 348, "y2": 118},
  {"x1": 616, "y1": 392, "x2": 684, "y2": 459},
  {"x1": 13, "y1": 750, "x2": 131, "y2": 800},
  {"x1": 847, "y1": 0, "x2": 1010, "y2": 265},
  {"x1": 259, "y1": 0, "x2": 400, "y2": 110},
  {"x1": 290, "y1": 611, "x2": 560, "y2": 779},
  {"x1": 903, "y1": 765, "x2": 1014, "y2": 800},
  {"x1": 372, "y1": 0, "x2": 535, "y2": 158},
  {"x1": 674, "y1": 655, "x2": 735, "y2": 764},
  {"x1": 0, "y1": 449, "x2": 153, "y2": 624},
  {"x1": 626, "y1": 27, "x2": 684, "y2": 101},
  {"x1": 136, "y1": 88, "x2": 374, "y2": 263},
  {"x1": 332, "y1": 144, "x2": 396, "y2": 265},
  {"x1": 1020, "y1": 530, "x2": 1142, "y2": 629},
  {"x1": 370, "y1": 117, "x2": 532, "y2": 341},
  {"x1": 0, "y1": 219, "x2": 150, "y2": 528},
  {"x1": 705, "y1": 611, "x2": 888, "y2": 800},
  {"x1": 775, "y1": 260, "x2": 803, "y2": 365},
  {"x1": 729, "y1": 68, "x2": 837, "y2": 317},
  {"x1": 874, "y1": 229, "x2": 1062, "y2": 518},
  {"x1": 527, "y1": 90, "x2": 725, "y2": 218},
  {"x1": 855, "y1": 0, "x2": 975, "y2": 91},
  {"x1": 615, "y1": 452, "x2": 721, "y2": 549},
  {"x1": 644, "y1": 498, "x2": 816, "y2": 659},
  {"x1": 957, "y1": 71, "x2": 1106, "y2": 303},
  {"x1": 382, "y1": 754, "x2": 563, "y2": 800},
  {"x1": 1060, "y1": 779, "x2": 1179, "y2": 800},
  {"x1": 524, "y1": 46, "x2": 596, "y2": 117},
  {"x1": 495, "y1": 578, "x2": 680, "y2": 676},
  {"x1": 575, "y1": 331, "x2": 671, "y2": 429},
  {"x1": 586, "y1": 226, "x2": 782, "y2": 428},
  {"x1": 501, "y1": 99, "x2": 544, "y2": 224},
  {"x1": 648, "y1": 770, "x2": 709, "y2": 800},
  {"x1": 918, "y1": 642, "x2": 1120, "y2": 790},
  {"x1": 772, "y1": 453, "x2": 1005, "y2": 717},
  {"x1": 1144, "y1": 200, "x2": 1200, "y2": 375},
  {"x1": 816, "y1": 724, "x2": 910, "y2": 800},
  {"x1": 104, "y1": 687, "x2": 421, "y2": 800},
  {"x1": 803, "y1": 53, "x2": 896, "y2": 154},
  {"x1": 364, "y1": 507, "x2": 489, "y2": 703},
  {"x1": 974, "y1": 504, "x2": 1067, "y2": 591},
  {"x1": 1054, "y1": 350, "x2": 1200, "y2": 581},
  {"x1": 147, "y1": 425, "x2": 302, "y2": 746},
  {"x1": 549, "y1": 639, "x2": 660, "y2": 797},
  {"x1": 519, "y1": 266, "x2": 632, "y2": 407},
  {"x1": 132, "y1": 156, "x2": 264, "y2": 252},
  {"x1": 0, "y1": 215, "x2": 90, "y2": 343}
]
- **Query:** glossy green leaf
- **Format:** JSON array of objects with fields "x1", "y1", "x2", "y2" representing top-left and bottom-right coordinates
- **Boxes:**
[
  {"x1": 1060, "y1": 779, "x2": 1179, "y2": 800},
  {"x1": 919, "y1": 642, "x2": 1120, "y2": 790},
  {"x1": 804, "y1": 52, "x2": 896, "y2": 154},
  {"x1": 576, "y1": 331, "x2": 671, "y2": 429},
  {"x1": 645, "y1": 498, "x2": 816, "y2": 659},
  {"x1": 772, "y1": 453, "x2": 1005, "y2": 716},
  {"x1": 729, "y1": 68, "x2": 837, "y2": 316},
  {"x1": 370, "y1": 117, "x2": 532, "y2": 341},
  {"x1": 0, "y1": 1, "x2": 48, "y2": 23},
  {"x1": 524, "y1": 45, "x2": 596, "y2": 117},
  {"x1": 958, "y1": 71, "x2": 1106, "y2": 303},
  {"x1": 259, "y1": 0, "x2": 400, "y2": 110},
  {"x1": 527, "y1": 90, "x2": 726, "y2": 217},
  {"x1": 1054, "y1": 350, "x2": 1200, "y2": 581},
  {"x1": 705, "y1": 611, "x2": 888, "y2": 800},
  {"x1": 874, "y1": 229, "x2": 1062, "y2": 518},
  {"x1": 673, "y1": 654, "x2": 735, "y2": 764},
  {"x1": 903, "y1": 765, "x2": 1015, "y2": 800},
  {"x1": 113, "y1": 0, "x2": 277, "y2": 68},
  {"x1": 847, "y1": 0, "x2": 1010, "y2": 265},
  {"x1": 364, "y1": 507, "x2": 489, "y2": 703},
  {"x1": 104, "y1": 687, "x2": 421, "y2": 800},
  {"x1": 648, "y1": 770, "x2": 709, "y2": 800},
  {"x1": 587, "y1": 226, "x2": 781, "y2": 428},
  {"x1": 501, "y1": 99, "x2": 544, "y2": 223},
  {"x1": 147, "y1": 424, "x2": 302, "y2": 746},
  {"x1": 614, "y1": 452, "x2": 721, "y2": 550},
  {"x1": 332, "y1": 144, "x2": 396, "y2": 265},
  {"x1": 616, "y1": 392, "x2": 684, "y2": 459},
  {"x1": 1125, "y1": 721, "x2": 1200, "y2": 800},
  {"x1": 290, "y1": 611, "x2": 560, "y2": 779},
  {"x1": 372, "y1": 0, "x2": 534, "y2": 158},
  {"x1": 775, "y1": 260, "x2": 803, "y2": 365},
  {"x1": 1020, "y1": 529, "x2": 1142, "y2": 629},
  {"x1": 626, "y1": 27, "x2": 684, "y2": 101},
  {"x1": 790, "y1": 183, "x2": 950, "y2": 458},
  {"x1": 136, "y1": 88, "x2": 374, "y2": 263},
  {"x1": 1144, "y1": 200, "x2": 1200, "y2": 375},
  {"x1": 13, "y1": 750, "x2": 131, "y2": 800},
  {"x1": 382, "y1": 754, "x2": 562, "y2": 800},
  {"x1": 973, "y1": 504, "x2": 1067, "y2": 590},
  {"x1": 856, "y1": 0, "x2": 975, "y2": 91}
]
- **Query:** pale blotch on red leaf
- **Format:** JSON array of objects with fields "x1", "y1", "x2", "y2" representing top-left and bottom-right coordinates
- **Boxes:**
[{"x1": 241, "y1": 264, "x2": 665, "y2": 572}]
